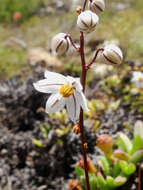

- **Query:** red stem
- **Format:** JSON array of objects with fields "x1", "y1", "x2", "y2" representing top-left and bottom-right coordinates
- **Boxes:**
[
  {"x1": 86, "y1": 48, "x2": 104, "y2": 70},
  {"x1": 83, "y1": 0, "x2": 87, "y2": 11},
  {"x1": 65, "y1": 35, "x2": 79, "y2": 51},
  {"x1": 138, "y1": 164, "x2": 142, "y2": 190},
  {"x1": 79, "y1": 31, "x2": 91, "y2": 190}
]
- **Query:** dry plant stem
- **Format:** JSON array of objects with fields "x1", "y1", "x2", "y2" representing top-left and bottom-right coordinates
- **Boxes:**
[
  {"x1": 79, "y1": 31, "x2": 91, "y2": 190},
  {"x1": 138, "y1": 164, "x2": 142, "y2": 190}
]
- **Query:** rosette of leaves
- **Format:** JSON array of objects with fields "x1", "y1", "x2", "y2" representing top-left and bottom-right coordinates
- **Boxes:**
[{"x1": 74, "y1": 120, "x2": 143, "y2": 190}]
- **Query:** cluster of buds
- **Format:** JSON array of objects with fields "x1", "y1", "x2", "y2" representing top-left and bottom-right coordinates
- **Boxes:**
[{"x1": 51, "y1": 0, "x2": 123, "y2": 68}]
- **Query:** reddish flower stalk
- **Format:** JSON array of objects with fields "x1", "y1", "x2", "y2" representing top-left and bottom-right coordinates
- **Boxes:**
[
  {"x1": 86, "y1": 48, "x2": 104, "y2": 70},
  {"x1": 65, "y1": 35, "x2": 80, "y2": 51},
  {"x1": 138, "y1": 164, "x2": 142, "y2": 190},
  {"x1": 83, "y1": 0, "x2": 88, "y2": 11},
  {"x1": 79, "y1": 31, "x2": 91, "y2": 190}
]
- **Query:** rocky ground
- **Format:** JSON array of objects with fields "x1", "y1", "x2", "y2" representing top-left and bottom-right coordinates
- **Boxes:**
[{"x1": 0, "y1": 65, "x2": 143, "y2": 190}]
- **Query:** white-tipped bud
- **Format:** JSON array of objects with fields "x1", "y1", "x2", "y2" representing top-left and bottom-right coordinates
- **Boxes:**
[
  {"x1": 99, "y1": 44, "x2": 123, "y2": 65},
  {"x1": 77, "y1": 10, "x2": 99, "y2": 33},
  {"x1": 51, "y1": 33, "x2": 70, "y2": 55},
  {"x1": 88, "y1": 0, "x2": 105, "y2": 14}
]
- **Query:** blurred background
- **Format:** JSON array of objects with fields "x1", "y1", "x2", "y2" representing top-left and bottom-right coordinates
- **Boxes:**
[{"x1": 0, "y1": 0, "x2": 143, "y2": 79}]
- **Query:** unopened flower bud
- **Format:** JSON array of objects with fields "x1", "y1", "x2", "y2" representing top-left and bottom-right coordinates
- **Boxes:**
[
  {"x1": 76, "y1": 6, "x2": 82, "y2": 14},
  {"x1": 77, "y1": 157, "x2": 97, "y2": 174},
  {"x1": 100, "y1": 44, "x2": 123, "y2": 65},
  {"x1": 73, "y1": 123, "x2": 80, "y2": 134},
  {"x1": 51, "y1": 33, "x2": 70, "y2": 55},
  {"x1": 77, "y1": 10, "x2": 99, "y2": 33},
  {"x1": 97, "y1": 134, "x2": 113, "y2": 154},
  {"x1": 68, "y1": 179, "x2": 83, "y2": 190},
  {"x1": 88, "y1": 0, "x2": 105, "y2": 15}
]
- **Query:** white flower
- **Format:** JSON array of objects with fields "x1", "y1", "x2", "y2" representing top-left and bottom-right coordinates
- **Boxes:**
[
  {"x1": 131, "y1": 71, "x2": 143, "y2": 88},
  {"x1": 88, "y1": 0, "x2": 105, "y2": 15},
  {"x1": 51, "y1": 33, "x2": 70, "y2": 55},
  {"x1": 77, "y1": 10, "x2": 99, "y2": 33},
  {"x1": 33, "y1": 71, "x2": 89, "y2": 123},
  {"x1": 99, "y1": 44, "x2": 123, "y2": 65}
]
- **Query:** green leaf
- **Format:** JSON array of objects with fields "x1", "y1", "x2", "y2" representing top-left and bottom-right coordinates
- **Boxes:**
[
  {"x1": 100, "y1": 156, "x2": 111, "y2": 176},
  {"x1": 114, "y1": 150, "x2": 130, "y2": 161},
  {"x1": 97, "y1": 173, "x2": 108, "y2": 190},
  {"x1": 134, "y1": 120, "x2": 143, "y2": 139},
  {"x1": 75, "y1": 166, "x2": 84, "y2": 177},
  {"x1": 130, "y1": 149, "x2": 143, "y2": 164},
  {"x1": 89, "y1": 173, "x2": 98, "y2": 190},
  {"x1": 117, "y1": 133, "x2": 132, "y2": 154},
  {"x1": 106, "y1": 176, "x2": 116, "y2": 189},
  {"x1": 80, "y1": 176, "x2": 86, "y2": 189},
  {"x1": 32, "y1": 138, "x2": 43, "y2": 148},
  {"x1": 113, "y1": 161, "x2": 121, "y2": 178},
  {"x1": 114, "y1": 176, "x2": 127, "y2": 186},
  {"x1": 131, "y1": 135, "x2": 143, "y2": 154},
  {"x1": 119, "y1": 160, "x2": 136, "y2": 175}
]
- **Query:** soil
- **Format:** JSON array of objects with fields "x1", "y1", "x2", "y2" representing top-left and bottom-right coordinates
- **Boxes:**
[{"x1": 0, "y1": 66, "x2": 142, "y2": 190}]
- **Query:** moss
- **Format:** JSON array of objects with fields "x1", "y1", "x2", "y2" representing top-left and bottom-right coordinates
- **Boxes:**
[{"x1": 0, "y1": 46, "x2": 27, "y2": 79}]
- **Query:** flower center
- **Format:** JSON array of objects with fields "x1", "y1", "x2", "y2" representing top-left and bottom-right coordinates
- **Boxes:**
[
  {"x1": 60, "y1": 84, "x2": 74, "y2": 98},
  {"x1": 138, "y1": 77, "x2": 143, "y2": 82}
]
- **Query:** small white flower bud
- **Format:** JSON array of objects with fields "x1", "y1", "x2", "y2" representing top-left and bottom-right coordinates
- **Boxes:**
[
  {"x1": 51, "y1": 33, "x2": 70, "y2": 55},
  {"x1": 77, "y1": 10, "x2": 99, "y2": 33},
  {"x1": 88, "y1": 0, "x2": 105, "y2": 14},
  {"x1": 100, "y1": 44, "x2": 123, "y2": 65}
]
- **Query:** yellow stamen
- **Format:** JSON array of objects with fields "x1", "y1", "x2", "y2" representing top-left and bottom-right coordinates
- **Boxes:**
[
  {"x1": 138, "y1": 77, "x2": 143, "y2": 82},
  {"x1": 60, "y1": 84, "x2": 74, "y2": 98}
]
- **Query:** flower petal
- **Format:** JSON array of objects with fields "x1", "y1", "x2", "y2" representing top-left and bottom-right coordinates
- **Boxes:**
[
  {"x1": 67, "y1": 76, "x2": 83, "y2": 91},
  {"x1": 76, "y1": 91, "x2": 89, "y2": 112},
  {"x1": 44, "y1": 70, "x2": 67, "y2": 83},
  {"x1": 66, "y1": 94, "x2": 80, "y2": 123},
  {"x1": 46, "y1": 93, "x2": 65, "y2": 113},
  {"x1": 33, "y1": 79, "x2": 62, "y2": 93}
]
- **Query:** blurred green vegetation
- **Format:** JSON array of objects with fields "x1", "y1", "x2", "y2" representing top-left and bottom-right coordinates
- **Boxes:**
[
  {"x1": 0, "y1": 0, "x2": 143, "y2": 79},
  {"x1": 0, "y1": 0, "x2": 43, "y2": 22}
]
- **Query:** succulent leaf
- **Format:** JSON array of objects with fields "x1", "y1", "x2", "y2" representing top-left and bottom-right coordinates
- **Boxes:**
[
  {"x1": 114, "y1": 150, "x2": 130, "y2": 161},
  {"x1": 106, "y1": 176, "x2": 116, "y2": 189},
  {"x1": 97, "y1": 172, "x2": 108, "y2": 190},
  {"x1": 113, "y1": 161, "x2": 121, "y2": 177},
  {"x1": 117, "y1": 133, "x2": 132, "y2": 154},
  {"x1": 100, "y1": 156, "x2": 111, "y2": 176},
  {"x1": 89, "y1": 173, "x2": 98, "y2": 190},
  {"x1": 114, "y1": 176, "x2": 127, "y2": 186},
  {"x1": 131, "y1": 135, "x2": 143, "y2": 154},
  {"x1": 119, "y1": 160, "x2": 136, "y2": 175},
  {"x1": 134, "y1": 120, "x2": 143, "y2": 139},
  {"x1": 130, "y1": 149, "x2": 143, "y2": 164},
  {"x1": 75, "y1": 166, "x2": 84, "y2": 177}
]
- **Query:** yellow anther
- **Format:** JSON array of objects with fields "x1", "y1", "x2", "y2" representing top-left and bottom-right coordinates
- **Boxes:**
[
  {"x1": 60, "y1": 84, "x2": 74, "y2": 98},
  {"x1": 138, "y1": 77, "x2": 143, "y2": 82}
]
